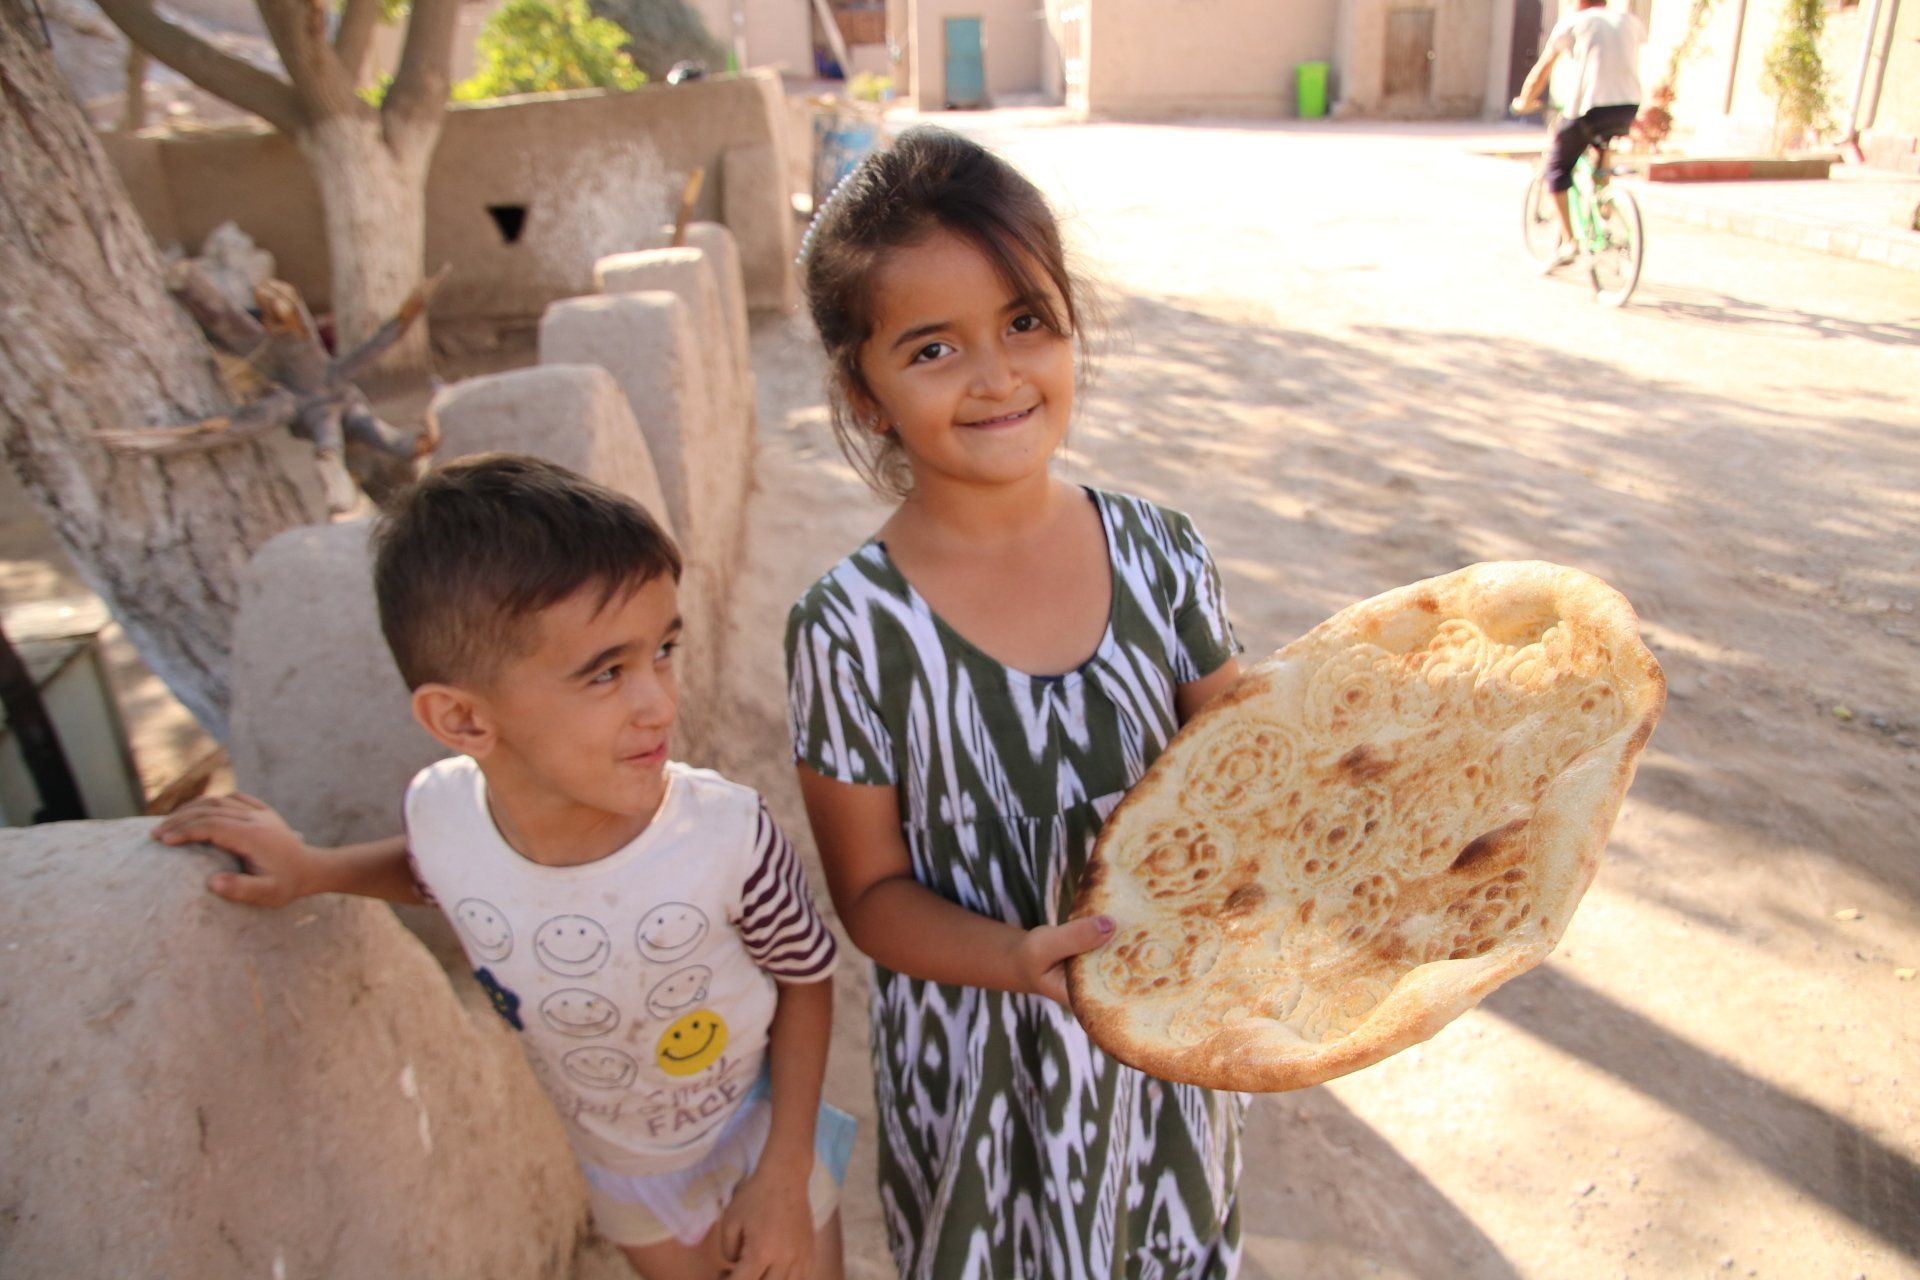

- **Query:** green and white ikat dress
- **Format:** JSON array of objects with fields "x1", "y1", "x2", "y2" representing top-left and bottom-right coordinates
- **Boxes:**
[{"x1": 785, "y1": 489, "x2": 1249, "y2": 1280}]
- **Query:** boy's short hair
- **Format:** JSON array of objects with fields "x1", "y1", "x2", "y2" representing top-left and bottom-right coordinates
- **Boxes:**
[{"x1": 373, "y1": 454, "x2": 682, "y2": 690}]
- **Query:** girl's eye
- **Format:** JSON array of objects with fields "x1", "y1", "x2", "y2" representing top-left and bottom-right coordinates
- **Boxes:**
[
  {"x1": 656, "y1": 641, "x2": 679, "y2": 664},
  {"x1": 1010, "y1": 313, "x2": 1044, "y2": 334},
  {"x1": 910, "y1": 341, "x2": 953, "y2": 364},
  {"x1": 589, "y1": 665, "x2": 622, "y2": 686}
]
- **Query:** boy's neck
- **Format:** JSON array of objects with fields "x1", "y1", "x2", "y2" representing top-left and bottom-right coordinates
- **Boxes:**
[{"x1": 479, "y1": 766, "x2": 669, "y2": 868}]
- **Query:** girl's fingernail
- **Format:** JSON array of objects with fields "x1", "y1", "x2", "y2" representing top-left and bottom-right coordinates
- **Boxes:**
[{"x1": 1096, "y1": 915, "x2": 1115, "y2": 934}]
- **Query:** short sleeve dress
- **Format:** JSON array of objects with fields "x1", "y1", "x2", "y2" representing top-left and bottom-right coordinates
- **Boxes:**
[{"x1": 784, "y1": 488, "x2": 1248, "y2": 1280}]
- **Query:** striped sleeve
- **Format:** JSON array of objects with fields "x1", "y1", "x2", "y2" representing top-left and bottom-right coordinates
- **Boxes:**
[{"x1": 736, "y1": 803, "x2": 838, "y2": 981}]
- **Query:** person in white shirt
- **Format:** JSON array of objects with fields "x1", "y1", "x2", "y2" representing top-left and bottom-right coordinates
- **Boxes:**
[
  {"x1": 156, "y1": 455, "x2": 849, "y2": 1280},
  {"x1": 1513, "y1": 0, "x2": 1646, "y2": 267}
]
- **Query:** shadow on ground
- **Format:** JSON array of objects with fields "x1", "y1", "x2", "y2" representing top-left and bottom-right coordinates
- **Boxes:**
[{"x1": 1487, "y1": 964, "x2": 1920, "y2": 1258}]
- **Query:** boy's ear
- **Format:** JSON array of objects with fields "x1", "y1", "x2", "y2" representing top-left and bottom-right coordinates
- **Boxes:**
[{"x1": 410, "y1": 682, "x2": 496, "y2": 758}]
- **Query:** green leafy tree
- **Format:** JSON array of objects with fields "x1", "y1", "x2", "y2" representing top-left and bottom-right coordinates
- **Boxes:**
[
  {"x1": 587, "y1": 0, "x2": 725, "y2": 80},
  {"x1": 1762, "y1": 0, "x2": 1831, "y2": 145},
  {"x1": 455, "y1": 0, "x2": 647, "y2": 99}
]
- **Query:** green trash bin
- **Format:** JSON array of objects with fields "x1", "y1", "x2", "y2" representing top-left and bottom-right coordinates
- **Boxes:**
[{"x1": 1297, "y1": 60, "x2": 1330, "y2": 120}]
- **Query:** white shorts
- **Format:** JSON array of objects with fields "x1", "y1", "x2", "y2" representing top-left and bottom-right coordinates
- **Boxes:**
[{"x1": 581, "y1": 1084, "x2": 856, "y2": 1249}]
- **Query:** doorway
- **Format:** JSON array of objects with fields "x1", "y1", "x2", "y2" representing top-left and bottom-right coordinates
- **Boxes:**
[
  {"x1": 1384, "y1": 7, "x2": 1435, "y2": 102},
  {"x1": 944, "y1": 16, "x2": 986, "y2": 108},
  {"x1": 1507, "y1": 0, "x2": 1544, "y2": 102}
]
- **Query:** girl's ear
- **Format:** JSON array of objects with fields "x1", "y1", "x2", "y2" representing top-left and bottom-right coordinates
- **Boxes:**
[
  {"x1": 411, "y1": 683, "x2": 497, "y2": 759},
  {"x1": 841, "y1": 373, "x2": 889, "y2": 436}
]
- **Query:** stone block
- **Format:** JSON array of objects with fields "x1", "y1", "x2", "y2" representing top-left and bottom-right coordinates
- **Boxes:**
[
  {"x1": 722, "y1": 142, "x2": 795, "y2": 312},
  {"x1": 0, "y1": 819, "x2": 603, "y2": 1279},
  {"x1": 539, "y1": 294, "x2": 736, "y2": 759},
  {"x1": 427, "y1": 364, "x2": 675, "y2": 536},
  {"x1": 539, "y1": 294, "x2": 711, "y2": 548},
  {"x1": 228, "y1": 520, "x2": 463, "y2": 959},
  {"x1": 595, "y1": 248, "x2": 738, "y2": 460},
  {"x1": 647, "y1": 221, "x2": 753, "y2": 404},
  {"x1": 231, "y1": 519, "x2": 444, "y2": 850},
  {"x1": 593, "y1": 247, "x2": 753, "y2": 530}
]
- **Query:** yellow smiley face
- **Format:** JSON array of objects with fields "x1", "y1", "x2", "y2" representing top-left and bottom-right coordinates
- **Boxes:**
[{"x1": 655, "y1": 1008, "x2": 729, "y2": 1077}]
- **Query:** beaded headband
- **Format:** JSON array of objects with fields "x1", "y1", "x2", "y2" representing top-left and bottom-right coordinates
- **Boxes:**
[{"x1": 795, "y1": 166, "x2": 862, "y2": 270}]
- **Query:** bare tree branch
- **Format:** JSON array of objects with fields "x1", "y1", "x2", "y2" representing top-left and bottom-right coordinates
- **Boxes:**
[
  {"x1": 381, "y1": 0, "x2": 458, "y2": 147},
  {"x1": 92, "y1": 388, "x2": 298, "y2": 455},
  {"x1": 331, "y1": 0, "x2": 381, "y2": 85},
  {"x1": 92, "y1": 0, "x2": 305, "y2": 134},
  {"x1": 253, "y1": 0, "x2": 362, "y2": 121},
  {"x1": 120, "y1": 46, "x2": 148, "y2": 132}
]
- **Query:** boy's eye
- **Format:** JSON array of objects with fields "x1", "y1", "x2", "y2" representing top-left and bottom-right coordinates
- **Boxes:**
[
  {"x1": 656, "y1": 640, "x2": 679, "y2": 663},
  {"x1": 589, "y1": 665, "x2": 621, "y2": 685},
  {"x1": 910, "y1": 340, "x2": 953, "y2": 364}
]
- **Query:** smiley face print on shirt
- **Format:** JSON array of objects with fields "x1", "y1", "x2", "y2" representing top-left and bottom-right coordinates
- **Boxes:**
[
  {"x1": 454, "y1": 898, "x2": 513, "y2": 962},
  {"x1": 655, "y1": 1009, "x2": 729, "y2": 1077},
  {"x1": 563, "y1": 1045, "x2": 640, "y2": 1090},
  {"x1": 635, "y1": 903, "x2": 709, "y2": 963},
  {"x1": 539, "y1": 988, "x2": 621, "y2": 1038},
  {"x1": 534, "y1": 914, "x2": 611, "y2": 977},
  {"x1": 646, "y1": 965, "x2": 713, "y2": 1020}
]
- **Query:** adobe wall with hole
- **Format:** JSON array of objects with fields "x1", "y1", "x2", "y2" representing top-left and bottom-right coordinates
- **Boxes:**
[{"x1": 107, "y1": 70, "x2": 794, "y2": 321}]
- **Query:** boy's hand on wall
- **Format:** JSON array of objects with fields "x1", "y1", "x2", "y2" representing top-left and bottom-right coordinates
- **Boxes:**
[
  {"x1": 1012, "y1": 915, "x2": 1115, "y2": 1008},
  {"x1": 152, "y1": 793, "x2": 322, "y2": 908},
  {"x1": 718, "y1": 1152, "x2": 814, "y2": 1280}
]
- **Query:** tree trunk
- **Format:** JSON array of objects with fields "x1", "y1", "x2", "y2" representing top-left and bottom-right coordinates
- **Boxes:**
[
  {"x1": 0, "y1": 0, "x2": 329, "y2": 741},
  {"x1": 300, "y1": 113, "x2": 434, "y2": 370}
]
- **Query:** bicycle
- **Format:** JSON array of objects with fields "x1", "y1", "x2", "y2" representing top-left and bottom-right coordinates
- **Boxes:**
[{"x1": 1519, "y1": 110, "x2": 1646, "y2": 307}]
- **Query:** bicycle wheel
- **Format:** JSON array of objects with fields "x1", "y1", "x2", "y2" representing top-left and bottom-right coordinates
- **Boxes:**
[
  {"x1": 1521, "y1": 172, "x2": 1561, "y2": 264},
  {"x1": 1587, "y1": 185, "x2": 1644, "y2": 306}
]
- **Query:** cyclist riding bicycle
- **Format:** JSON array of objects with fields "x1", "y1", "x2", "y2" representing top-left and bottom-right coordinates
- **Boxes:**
[{"x1": 1511, "y1": 0, "x2": 1645, "y2": 271}]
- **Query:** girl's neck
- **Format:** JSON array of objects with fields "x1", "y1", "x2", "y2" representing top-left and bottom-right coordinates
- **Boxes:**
[{"x1": 887, "y1": 470, "x2": 1075, "y2": 555}]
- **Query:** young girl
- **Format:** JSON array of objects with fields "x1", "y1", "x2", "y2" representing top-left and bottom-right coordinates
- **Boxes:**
[{"x1": 784, "y1": 126, "x2": 1246, "y2": 1279}]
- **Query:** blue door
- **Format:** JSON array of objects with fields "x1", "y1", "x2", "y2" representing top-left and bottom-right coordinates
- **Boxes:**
[{"x1": 944, "y1": 17, "x2": 986, "y2": 109}]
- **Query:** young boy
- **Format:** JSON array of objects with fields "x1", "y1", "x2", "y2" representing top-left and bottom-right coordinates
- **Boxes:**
[{"x1": 155, "y1": 454, "x2": 850, "y2": 1280}]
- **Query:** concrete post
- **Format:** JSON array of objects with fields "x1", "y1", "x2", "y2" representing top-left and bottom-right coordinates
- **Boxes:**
[
  {"x1": 595, "y1": 247, "x2": 754, "y2": 549},
  {"x1": 539, "y1": 293, "x2": 737, "y2": 762},
  {"x1": 427, "y1": 363, "x2": 676, "y2": 540},
  {"x1": 722, "y1": 142, "x2": 796, "y2": 311},
  {"x1": 231, "y1": 520, "x2": 445, "y2": 851}
]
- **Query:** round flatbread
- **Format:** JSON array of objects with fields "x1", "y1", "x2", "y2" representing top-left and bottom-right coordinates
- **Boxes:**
[{"x1": 1067, "y1": 561, "x2": 1664, "y2": 1092}]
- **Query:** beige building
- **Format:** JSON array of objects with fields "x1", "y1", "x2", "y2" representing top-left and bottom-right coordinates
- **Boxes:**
[{"x1": 893, "y1": 0, "x2": 1541, "y2": 119}]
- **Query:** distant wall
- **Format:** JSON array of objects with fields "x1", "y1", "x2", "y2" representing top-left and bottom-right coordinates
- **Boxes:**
[
  {"x1": 1080, "y1": 0, "x2": 1340, "y2": 118},
  {"x1": 108, "y1": 70, "x2": 793, "y2": 319}
]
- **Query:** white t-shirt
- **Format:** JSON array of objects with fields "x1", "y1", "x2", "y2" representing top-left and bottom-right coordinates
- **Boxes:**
[
  {"x1": 405, "y1": 758, "x2": 836, "y2": 1177},
  {"x1": 1548, "y1": 6, "x2": 1645, "y2": 117}
]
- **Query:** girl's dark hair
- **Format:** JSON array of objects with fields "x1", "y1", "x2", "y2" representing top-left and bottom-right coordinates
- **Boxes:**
[{"x1": 802, "y1": 125, "x2": 1092, "y2": 498}]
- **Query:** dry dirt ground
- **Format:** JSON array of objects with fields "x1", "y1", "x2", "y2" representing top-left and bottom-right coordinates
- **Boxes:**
[{"x1": 6, "y1": 119, "x2": 1916, "y2": 1279}]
